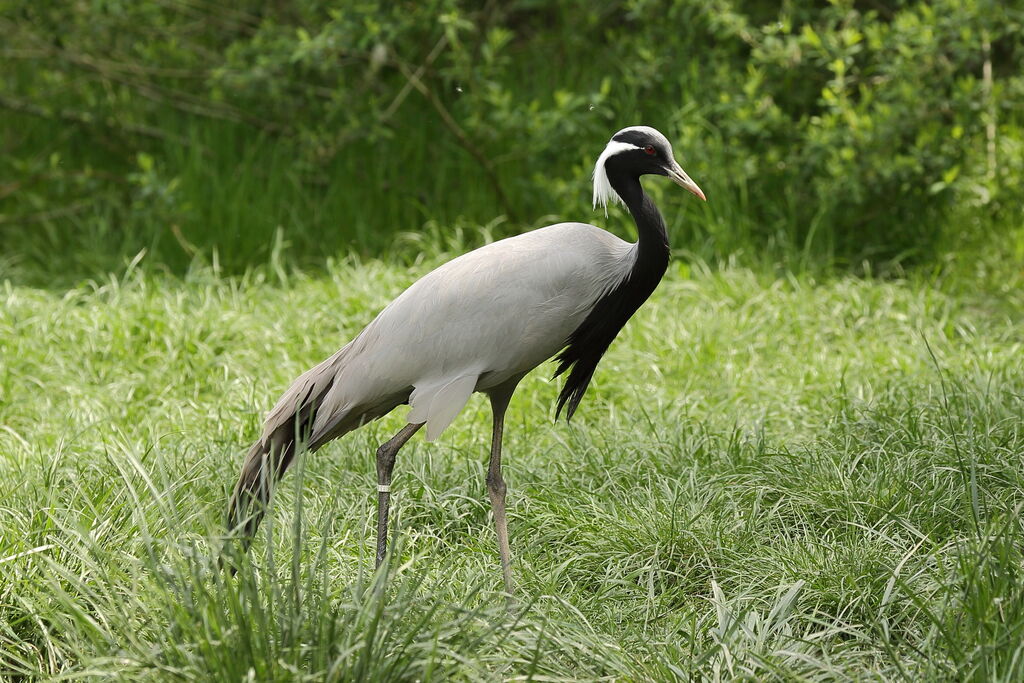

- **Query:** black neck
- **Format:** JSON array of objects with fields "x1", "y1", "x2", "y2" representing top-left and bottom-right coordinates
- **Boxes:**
[
  {"x1": 552, "y1": 173, "x2": 671, "y2": 419},
  {"x1": 613, "y1": 174, "x2": 671, "y2": 276}
]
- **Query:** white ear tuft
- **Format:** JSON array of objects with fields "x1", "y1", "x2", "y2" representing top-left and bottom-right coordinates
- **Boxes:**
[{"x1": 592, "y1": 141, "x2": 639, "y2": 216}]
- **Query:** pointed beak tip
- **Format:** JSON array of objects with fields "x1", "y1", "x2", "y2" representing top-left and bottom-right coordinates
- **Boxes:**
[{"x1": 667, "y1": 162, "x2": 706, "y2": 202}]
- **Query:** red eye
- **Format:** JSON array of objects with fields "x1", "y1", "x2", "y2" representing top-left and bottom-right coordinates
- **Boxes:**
[{"x1": 644, "y1": 145, "x2": 656, "y2": 155}]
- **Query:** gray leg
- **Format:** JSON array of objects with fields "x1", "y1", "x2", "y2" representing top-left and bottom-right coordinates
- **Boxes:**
[
  {"x1": 487, "y1": 386, "x2": 517, "y2": 596},
  {"x1": 376, "y1": 422, "x2": 423, "y2": 568}
]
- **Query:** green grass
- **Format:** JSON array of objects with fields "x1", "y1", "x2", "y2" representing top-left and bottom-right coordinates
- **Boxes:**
[{"x1": 1, "y1": 251, "x2": 1023, "y2": 680}]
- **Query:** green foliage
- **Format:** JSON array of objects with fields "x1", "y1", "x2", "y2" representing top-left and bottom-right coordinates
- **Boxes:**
[
  {"x1": 1, "y1": 261, "x2": 1023, "y2": 678},
  {"x1": 1, "y1": 1, "x2": 1021, "y2": 278},
  {"x1": 702, "y1": 0, "x2": 1023, "y2": 260}
]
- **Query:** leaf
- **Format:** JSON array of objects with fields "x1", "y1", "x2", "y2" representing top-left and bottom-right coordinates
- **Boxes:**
[{"x1": 801, "y1": 24, "x2": 822, "y2": 49}]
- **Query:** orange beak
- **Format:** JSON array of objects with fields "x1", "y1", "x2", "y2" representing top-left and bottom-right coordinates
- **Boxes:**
[{"x1": 667, "y1": 160, "x2": 706, "y2": 201}]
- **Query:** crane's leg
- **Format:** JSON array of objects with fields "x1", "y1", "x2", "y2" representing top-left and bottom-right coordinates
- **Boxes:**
[
  {"x1": 376, "y1": 422, "x2": 423, "y2": 568},
  {"x1": 487, "y1": 386, "x2": 516, "y2": 596}
]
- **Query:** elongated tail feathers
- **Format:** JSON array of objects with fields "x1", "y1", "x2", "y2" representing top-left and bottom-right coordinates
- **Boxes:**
[
  {"x1": 224, "y1": 374, "x2": 333, "y2": 560},
  {"x1": 227, "y1": 437, "x2": 288, "y2": 545},
  {"x1": 223, "y1": 342, "x2": 412, "y2": 569}
]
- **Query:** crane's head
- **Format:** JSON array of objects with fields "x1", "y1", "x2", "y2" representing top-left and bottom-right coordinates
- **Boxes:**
[{"x1": 593, "y1": 126, "x2": 705, "y2": 213}]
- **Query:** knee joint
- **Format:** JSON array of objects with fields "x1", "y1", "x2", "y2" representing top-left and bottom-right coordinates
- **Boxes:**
[
  {"x1": 486, "y1": 473, "x2": 506, "y2": 495},
  {"x1": 376, "y1": 444, "x2": 396, "y2": 474}
]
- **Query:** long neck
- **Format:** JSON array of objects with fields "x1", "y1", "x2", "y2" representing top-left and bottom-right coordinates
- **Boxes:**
[
  {"x1": 552, "y1": 173, "x2": 672, "y2": 419},
  {"x1": 613, "y1": 174, "x2": 671, "y2": 278}
]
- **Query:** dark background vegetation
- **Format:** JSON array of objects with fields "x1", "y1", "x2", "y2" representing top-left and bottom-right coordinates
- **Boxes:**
[{"x1": 2, "y1": 0, "x2": 1021, "y2": 282}]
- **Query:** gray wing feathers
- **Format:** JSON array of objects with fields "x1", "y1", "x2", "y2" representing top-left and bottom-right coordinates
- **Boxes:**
[
  {"x1": 407, "y1": 374, "x2": 479, "y2": 442},
  {"x1": 262, "y1": 344, "x2": 351, "y2": 443}
]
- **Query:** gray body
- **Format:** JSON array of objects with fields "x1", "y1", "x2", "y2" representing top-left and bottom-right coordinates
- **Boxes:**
[{"x1": 262, "y1": 222, "x2": 634, "y2": 448}]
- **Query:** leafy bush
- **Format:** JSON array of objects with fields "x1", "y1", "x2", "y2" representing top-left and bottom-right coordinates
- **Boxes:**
[{"x1": 1, "y1": 0, "x2": 1021, "y2": 276}]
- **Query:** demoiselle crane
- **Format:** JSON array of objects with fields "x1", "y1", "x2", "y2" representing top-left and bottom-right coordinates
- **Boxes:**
[{"x1": 227, "y1": 126, "x2": 705, "y2": 593}]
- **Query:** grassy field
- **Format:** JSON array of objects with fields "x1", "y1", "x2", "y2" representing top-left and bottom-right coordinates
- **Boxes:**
[{"x1": 1, "y1": 249, "x2": 1023, "y2": 680}]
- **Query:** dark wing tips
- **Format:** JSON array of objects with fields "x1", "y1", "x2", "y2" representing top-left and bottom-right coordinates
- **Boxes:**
[
  {"x1": 222, "y1": 378, "x2": 334, "y2": 568},
  {"x1": 226, "y1": 451, "x2": 269, "y2": 539},
  {"x1": 222, "y1": 438, "x2": 279, "y2": 566}
]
